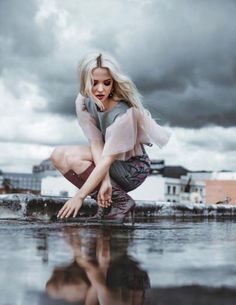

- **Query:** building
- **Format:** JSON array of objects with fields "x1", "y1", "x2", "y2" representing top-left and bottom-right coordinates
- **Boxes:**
[
  {"x1": 178, "y1": 172, "x2": 207, "y2": 204},
  {"x1": 161, "y1": 165, "x2": 191, "y2": 203},
  {"x1": 41, "y1": 176, "x2": 77, "y2": 197},
  {"x1": 0, "y1": 158, "x2": 58, "y2": 195},
  {"x1": 1, "y1": 157, "x2": 235, "y2": 204},
  {"x1": 129, "y1": 175, "x2": 166, "y2": 201},
  {"x1": 0, "y1": 172, "x2": 41, "y2": 194},
  {"x1": 33, "y1": 158, "x2": 59, "y2": 177},
  {"x1": 130, "y1": 161, "x2": 206, "y2": 203},
  {"x1": 206, "y1": 180, "x2": 236, "y2": 205}
]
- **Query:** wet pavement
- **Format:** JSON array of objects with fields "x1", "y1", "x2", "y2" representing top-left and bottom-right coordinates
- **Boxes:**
[{"x1": 0, "y1": 219, "x2": 236, "y2": 305}]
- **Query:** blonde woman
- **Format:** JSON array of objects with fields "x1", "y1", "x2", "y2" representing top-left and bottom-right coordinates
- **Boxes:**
[{"x1": 51, "y1": 52, "x2": 171, "y2": 222}]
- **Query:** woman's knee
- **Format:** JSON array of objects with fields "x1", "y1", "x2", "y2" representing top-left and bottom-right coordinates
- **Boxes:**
[{"x1": 50, "y1": 146, "x2": 67, "y2": 168}]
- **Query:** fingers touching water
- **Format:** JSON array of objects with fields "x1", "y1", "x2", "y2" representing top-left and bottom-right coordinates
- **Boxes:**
[{"x1": 57, "y1": 197, "x2": 83, "y2": 219}]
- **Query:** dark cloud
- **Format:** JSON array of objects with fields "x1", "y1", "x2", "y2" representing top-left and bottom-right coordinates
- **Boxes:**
[
  {"x1": 144, "y1": 83, "x2": 236, "y2": 128},
  {"x1": 1, "y1": 0, "x2": 236, "y2": 128},
  {"x1": 0, "y1": 0, "x2": 57, "y2": 65}
]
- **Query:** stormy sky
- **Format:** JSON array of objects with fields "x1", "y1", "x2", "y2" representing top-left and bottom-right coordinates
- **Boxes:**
[{"x1": 0, "y1": 0, "x2": 236, "y2": 173}]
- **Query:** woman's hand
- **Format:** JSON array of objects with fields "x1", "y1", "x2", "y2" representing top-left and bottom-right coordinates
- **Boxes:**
[
  {"x1": 91, "y1": 95, "x2": 106, "y2": 112},
  {"x1": 78, "y1": 92, "x2": 105, "y2": 111},
  {"x1": 97, "y1": 180, "x2": 112, "y2": 208},
  {"x1": 57, "y1": 195, "x2": 83, "y2": 219}
]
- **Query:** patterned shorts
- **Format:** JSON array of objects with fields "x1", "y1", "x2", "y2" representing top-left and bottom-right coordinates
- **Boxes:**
[{"x1": 109, "y1": 154, "x2": 151, "y2": 192}]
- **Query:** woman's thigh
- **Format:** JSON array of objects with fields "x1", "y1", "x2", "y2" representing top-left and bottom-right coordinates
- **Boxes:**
[
  {"x1": 63, "y1": 145, "x2": 93, "y2": 161},
  {"x1": 51, "y1": 145, "x2": 93, "y2": 172},
  {"x1": 109, "y1": 154, "x2": 151, "y2": 192}
]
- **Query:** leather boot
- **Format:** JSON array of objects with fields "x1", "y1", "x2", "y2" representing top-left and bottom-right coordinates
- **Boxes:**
[
  {"x1": 63, "y1": 162, "x2": 96, "y2": 189},
  {"x1": 102, "y1": 182, "x2": 136, "y2": 224}
]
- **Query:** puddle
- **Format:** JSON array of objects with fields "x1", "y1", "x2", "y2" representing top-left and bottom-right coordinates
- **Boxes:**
[{"x1": 0, "y1": 219, "x2": 236, "y2": 304}]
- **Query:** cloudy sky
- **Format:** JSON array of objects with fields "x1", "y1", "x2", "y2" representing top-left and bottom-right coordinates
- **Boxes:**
[{"x1": 0, "y1": 0, "x2": 236, "y2": 173}]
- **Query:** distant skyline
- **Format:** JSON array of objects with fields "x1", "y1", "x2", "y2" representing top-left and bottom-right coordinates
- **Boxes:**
[{"x1": 0, "y1": 0, "x2": 236, "y2": 173}]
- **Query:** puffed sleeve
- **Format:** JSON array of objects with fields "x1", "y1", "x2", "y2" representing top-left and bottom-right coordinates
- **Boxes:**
[
  {"x1": 75, "y1": 94, "x2": 103, "y2": 142},
  {"x1": 139, "y1": 110, "x2": 171, "y2": 148},
  {"x1": 102, "y1": 107, "x2": 171, "y2": 160},
  {"x1": 103, "y1": 108, "x2": 137, "y2": 156}
]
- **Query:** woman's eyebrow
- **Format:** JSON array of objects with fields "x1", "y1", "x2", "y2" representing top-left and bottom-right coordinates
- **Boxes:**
[{"x1": 93, "y1": 78, "x2": 112, "y2": 81}]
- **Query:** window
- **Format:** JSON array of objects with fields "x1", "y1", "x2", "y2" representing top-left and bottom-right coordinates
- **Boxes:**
[
  {"x1": 173, "y1": 186, "x2": 176, "y2": 194},
  {"x1": 167, "y1": 186, "x2": 171, "y2": 194}
]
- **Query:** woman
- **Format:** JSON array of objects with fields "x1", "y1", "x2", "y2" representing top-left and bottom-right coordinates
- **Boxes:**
[{"x1": 51, "y1": 52, "x2": 171, "y2": 222}]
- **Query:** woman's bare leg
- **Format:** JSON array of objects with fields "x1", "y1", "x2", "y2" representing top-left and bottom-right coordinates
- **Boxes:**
[{"x1": 50, "y1": 145, "x2": 94, "y2": 175}]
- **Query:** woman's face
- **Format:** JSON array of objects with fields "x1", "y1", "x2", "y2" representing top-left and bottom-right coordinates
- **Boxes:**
[{"x1": 91, "y1": 68, "x2": 113, "y2": 103}]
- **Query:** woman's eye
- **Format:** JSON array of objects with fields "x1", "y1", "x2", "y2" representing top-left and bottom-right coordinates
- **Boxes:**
[{"x1": 92, "y1": 80, "x2": 111, "y2": 86}]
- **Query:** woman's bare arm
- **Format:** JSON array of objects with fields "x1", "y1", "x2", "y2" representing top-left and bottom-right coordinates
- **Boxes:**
[
  {"x1": 77, "y1": 155, "x2": 116, "y2": 200},
  {"x1": 90, "y1": 140, "x2": 110, "y2": 182},
  {"x1": 57, "y1": 155, "x2": 117, "y2": 218}
]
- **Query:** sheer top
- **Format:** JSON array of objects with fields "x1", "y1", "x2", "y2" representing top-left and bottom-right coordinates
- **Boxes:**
[{"x1": 75, "y1": 94, "x2": 171, "y2": 161}]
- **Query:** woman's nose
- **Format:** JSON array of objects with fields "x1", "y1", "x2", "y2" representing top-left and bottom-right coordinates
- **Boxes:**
[{"x1": 97, "y1": 83, "x2": 104, "y2": 92}]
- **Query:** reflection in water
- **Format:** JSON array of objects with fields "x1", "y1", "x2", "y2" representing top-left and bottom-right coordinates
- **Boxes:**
[
  {"x1": 36, "y1": 232, "x2": 49, "y2": 263},
  {"x1": 46, "y1": 227, "x2": 150, "y2": 304}
]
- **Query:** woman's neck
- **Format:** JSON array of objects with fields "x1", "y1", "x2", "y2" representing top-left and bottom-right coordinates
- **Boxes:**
[{"x1": 102, "y1": 98, "x2": 118, "y2": 111}]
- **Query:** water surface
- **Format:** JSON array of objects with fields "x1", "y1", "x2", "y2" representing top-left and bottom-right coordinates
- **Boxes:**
[{"x1": 0, "y1": 219, "x2": 236, "y2": 305}]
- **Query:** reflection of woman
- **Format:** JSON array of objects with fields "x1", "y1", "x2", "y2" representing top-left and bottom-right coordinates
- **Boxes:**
[
  {"x1": 77, "y1": 254, "x2": 150, "y2": 305},
  {"x1": 51, "y1": 52, "x2": 171, "y2": 222},
  {"x1": 106, "y1": 255, "x2": 150, "y2": 304},
  {"x1": 46, "y1": 261, "x2": 92, "y2": 303},
  {"x1": 46, "y1": 228, "x2": 150, "y2": 305}
]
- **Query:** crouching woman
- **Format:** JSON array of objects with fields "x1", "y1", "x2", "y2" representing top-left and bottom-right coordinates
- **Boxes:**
[{"x1": 51, "y1": 52, "x2": 171, "y2": 222}]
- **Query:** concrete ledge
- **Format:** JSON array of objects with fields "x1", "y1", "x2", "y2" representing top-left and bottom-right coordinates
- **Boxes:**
[{"x1": 0, "y1": 194, "x2": 236, "y2": 219}]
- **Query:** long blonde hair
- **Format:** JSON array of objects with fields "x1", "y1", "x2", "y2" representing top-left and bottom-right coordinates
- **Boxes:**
[{"x1": 78, "y1": 51, "x2": 147, "y2": 113}]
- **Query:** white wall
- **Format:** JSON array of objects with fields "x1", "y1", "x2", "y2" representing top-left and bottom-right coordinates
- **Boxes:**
[
  {"x1": 129, "y1": 175, "x2": 165, "y2": 201},
  {"x1": 211, "y1": 172, "x2": 236, "y2": 180},
  {"x1": 41, "y1": 176, "x2": 77, "y2": 197}
]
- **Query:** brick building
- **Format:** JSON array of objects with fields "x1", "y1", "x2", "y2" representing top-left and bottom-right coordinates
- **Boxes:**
[{"x1": 206, "y1": 180, "x2": 236, "y2": 205}]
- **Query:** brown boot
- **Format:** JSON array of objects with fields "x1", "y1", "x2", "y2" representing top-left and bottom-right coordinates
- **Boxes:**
[
  {"x1": 102, "y1": 182, "x2": 136, "y2": 224},
  {"x1": 85, "y1": 190, "x2": 107, "y2": 223},
  {"x1": 63, "y1": 163, "x2": 96, "y2": 189}
]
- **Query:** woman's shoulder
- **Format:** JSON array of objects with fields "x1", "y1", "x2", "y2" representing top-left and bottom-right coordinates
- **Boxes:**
[
  {"x1": 114, "y1": 99, "x2": 132, "y2": 116},
  {"x1": 117, "y1": 99, "x2": 130, "y2": 109}
]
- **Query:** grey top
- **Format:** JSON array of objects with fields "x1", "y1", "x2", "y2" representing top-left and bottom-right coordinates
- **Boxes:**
[{"x1": 84, "y1": 98, "x2": 130, "y2": 141}]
